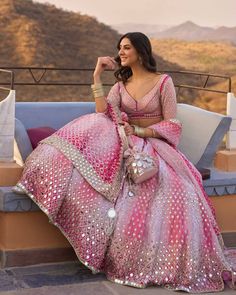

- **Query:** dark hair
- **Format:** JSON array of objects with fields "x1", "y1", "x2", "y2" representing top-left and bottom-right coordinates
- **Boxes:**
[{"x1": 114, "y1": 32, "x2": 157, "y2": 83}]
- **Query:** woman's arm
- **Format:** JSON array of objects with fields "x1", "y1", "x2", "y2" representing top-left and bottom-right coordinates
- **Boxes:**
[
  {"x1": 126, "y1": 124, "x2": 160, "y2": 138},
  {"x1": 160, "y1": 76, "x2": 177, "y2": 121},
  {"x1": 92, "y1": 56, "x2": 117, "y2": 113}
]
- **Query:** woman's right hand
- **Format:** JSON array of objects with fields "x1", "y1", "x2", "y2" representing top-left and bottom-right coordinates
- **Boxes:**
[
  {"x1": 93, "y1": 56, "x2": 117, "y2": 83},
  {"x1": 122, "y1": 121, "x2": 135, "y2": 136}
]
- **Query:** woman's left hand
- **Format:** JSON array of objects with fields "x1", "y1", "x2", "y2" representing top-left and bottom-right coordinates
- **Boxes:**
[{"x1": 122, "y1": 122, "x2": 135, "y2": 136}]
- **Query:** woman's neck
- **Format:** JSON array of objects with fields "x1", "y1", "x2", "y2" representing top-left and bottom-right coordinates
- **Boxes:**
[{"x1": 129, "y1": 64, "x2": 152, "y2": 82}]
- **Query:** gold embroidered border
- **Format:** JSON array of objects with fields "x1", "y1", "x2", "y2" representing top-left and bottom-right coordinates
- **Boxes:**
[{"x1": 41, "y1": 135, "x2": 123, "y2": 203}]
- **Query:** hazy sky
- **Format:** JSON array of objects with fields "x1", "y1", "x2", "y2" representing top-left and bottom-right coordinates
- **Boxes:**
[{"x1": 35, "y1": 0, "x2": 236, "y2": 27}]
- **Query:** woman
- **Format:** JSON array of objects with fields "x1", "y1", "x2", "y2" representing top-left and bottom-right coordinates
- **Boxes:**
[{"x1": 15, "y1": 32, "x2": 235, "y2": 292}]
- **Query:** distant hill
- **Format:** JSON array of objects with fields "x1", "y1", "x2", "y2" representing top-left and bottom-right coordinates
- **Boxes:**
[
  {"x1": 0, "y1": 0, "x2": 233, "y2": 112},
  {"x1": 153, "y1": 21, "x2": 236, "y2": 44},
  {"x1": 0, "y1": 0, "x2": 183, "y2": 101},
  {"x1": 151, "y1": 39, "x2": 236, "y2": 76},
  {"x1": 112, "y1": 23, "x2": 170, "y2": 37},
  {"x1": 151, "y1": 38, "x2": 236, "y2": 113},
  {"x1": 113, "y1": 21, "x2": 236, "y2": 44},
  {"x1": 0, "y1": 0, "x2": 119, "y2": 67}
]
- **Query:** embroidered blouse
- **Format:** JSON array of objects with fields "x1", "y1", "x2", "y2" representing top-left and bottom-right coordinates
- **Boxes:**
[{"x1": 107, "y1": 74, "x2": 177, "y2": 121}]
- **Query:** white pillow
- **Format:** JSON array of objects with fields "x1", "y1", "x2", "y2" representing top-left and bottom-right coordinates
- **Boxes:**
[
  {"x1": 177, "y1": 104, "x2": 232, "y2": 167},
  {"x1": 14, "y1": 118, "x2": 33, "y2": 163}
]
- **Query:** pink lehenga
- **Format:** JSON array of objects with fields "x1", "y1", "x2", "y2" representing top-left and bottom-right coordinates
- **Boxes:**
[{"x1": 16, "y1": 74, "x2": 236, "y2": 292}]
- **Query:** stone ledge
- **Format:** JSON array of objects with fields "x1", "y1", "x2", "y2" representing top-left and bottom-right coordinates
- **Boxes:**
[
  {"x1": 204, "y1": 183, "x2": 236, "y2": 196},
  {"x1": 203, "y1": 168, "x2": 236, "y2": 196},
  {"x1": 0, "y1": 247, "x2": 77, "y2": 268},
  {"x1": 1, "y1": 182, "x2": 236, "y2": 213},
  {"x1": 0, "y1": 187, "x2": 39, "y2": 212},
  {"x1": 0, "y1": 163, "x2": 23, "y2": 186},
  {"x1": 1, "y1": 167, "x2": 236, "y2": 212}
]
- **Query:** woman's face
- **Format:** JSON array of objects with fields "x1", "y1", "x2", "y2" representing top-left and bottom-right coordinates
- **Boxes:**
[{"x1": 118, "y1": 37, "x2": 139, "y2": 67}]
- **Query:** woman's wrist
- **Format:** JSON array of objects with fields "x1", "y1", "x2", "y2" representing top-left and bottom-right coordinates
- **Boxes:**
[
  {"x1": 150, "y1": 128, "x2": 157, "y2": 138},
  {"x1": 148, "y1": 128, "x2": 160, "y2": 138},
  {"x1": 91, "y1": 83, "x2": 105, "y2": 98},
  {"x1": 132, "y1": 125, "x2": 146, "y2": 137},
  {"x1": 93, "y1": 73, "x2": 102, "y2": 84},
  {"x1": 131, "y1": 125, "x2": 158, "y2": 138}
]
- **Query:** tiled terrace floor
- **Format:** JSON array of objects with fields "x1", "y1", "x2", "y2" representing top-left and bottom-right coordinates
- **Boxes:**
[{"x1": 0, "y1": 261, "x2": 235, "y2": 295}]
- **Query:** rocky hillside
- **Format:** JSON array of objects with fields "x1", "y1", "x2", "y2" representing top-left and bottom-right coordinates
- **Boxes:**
[
  {"x1": 0, "y1": 0, "x2": 122, "y2": 101},
  {"x1": 0, "y1": 0, "x2": 184, "y2": 101},
  {"x1": 0, "y1": 0, "x2": 120, "y2": 67},
  {"x1": 151, "y1": 39, "x2": 236, "y2": 76},
  {"x1": 194, "y1": 76, "x2": 236, "y2": 114},
  {"x1": 0, "y1": 0, "x2": 233, "y2": 112},
  {"x1": 151, "y1": 38, "x2": 236, "y2": 113}
]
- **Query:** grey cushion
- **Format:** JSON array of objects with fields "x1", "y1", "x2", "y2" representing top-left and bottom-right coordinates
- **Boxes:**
[
  {"x1": 177, "y1": 104, "x2": 232, "y2": 167},
  {"x1": 15, "y1": 102, "x2": 96, "y2": 162},
  {"x1": 14, "y1": 118, "x2": 33, "y2": 162},
  {"x1": 16, "y1": 102, "x2": 95, "y2": 129}
]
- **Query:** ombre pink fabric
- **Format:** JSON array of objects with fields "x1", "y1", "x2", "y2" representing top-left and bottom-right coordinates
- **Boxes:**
[{"x1": 17, "y1": 75, "x2": 235, "y2": 292}]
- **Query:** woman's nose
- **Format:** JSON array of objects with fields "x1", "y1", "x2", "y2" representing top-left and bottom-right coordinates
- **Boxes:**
[{"x1": 119, "y1": 48, "x2": 124, "y2": 55}]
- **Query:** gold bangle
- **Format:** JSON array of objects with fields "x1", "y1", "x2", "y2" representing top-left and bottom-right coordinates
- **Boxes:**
[
  {"x1": 93, "y1": 89, "x2": 104, "y2": 98},
  {"x1": 151, "y1": 128, "x2": 157, "y2": 138},
  {"x1": 132, "y1": 125, "x2": 146, "y2": 137},
  {"x1": 91, "y1": 83, "x2": 103, "y2": 90},
  {"x1": 91, "y1": 83, "x2": 105, "y2": 98},
  {"x1": 131, "y1": 124, "x2": 137, "y2": 135}
]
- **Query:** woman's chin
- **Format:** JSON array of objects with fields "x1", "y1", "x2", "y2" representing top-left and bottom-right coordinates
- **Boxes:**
[{"x1": 121, "y1": 61, "x2": 129, "y2": 67}]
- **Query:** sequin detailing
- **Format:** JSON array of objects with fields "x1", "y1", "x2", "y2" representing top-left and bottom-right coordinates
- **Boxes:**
[
  {"x1": 107, "y1": 208, "x2": 116, "y2": 218},
  {"x1": 149, "y1": 119, "x2": 182, "y2": 147},
  {"x1": 42, "y1": 134, "x2": 122, "y2": 203},
  {"x1": 15, "y1": 79, "x2": 236, "y2": 292}
]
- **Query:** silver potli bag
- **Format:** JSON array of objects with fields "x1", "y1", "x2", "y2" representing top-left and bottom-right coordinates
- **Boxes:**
[{"x1": 119, "y1": 125, "x2": 158, "y2": 184}]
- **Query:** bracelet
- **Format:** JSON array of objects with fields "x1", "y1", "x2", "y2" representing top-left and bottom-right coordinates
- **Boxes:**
[
  {"x1": 132, "y1": 125, "x2": 157, "y2": 138},
  {"x1": 132, "y1": 125, "x2": 146, "y2": 137},
  {"x1": 151, "y1": 128, "x2": 157, "y2": 138},
  {"x1": 91, "y1": 83, "x2": 105, "y2": 98}
]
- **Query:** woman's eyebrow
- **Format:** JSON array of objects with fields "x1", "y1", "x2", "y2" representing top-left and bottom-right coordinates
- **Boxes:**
[{"x1": 119, "y1": 44, "x2": 131, "y2": 48}]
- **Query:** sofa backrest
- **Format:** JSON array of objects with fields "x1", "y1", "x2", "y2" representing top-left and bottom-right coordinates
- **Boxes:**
[
  {"x1": 176, "y1": 103, "x2": 231, "y2": 167},
  {"x1": 15, "y1": 102, "x2": 95, "y2": 129}
]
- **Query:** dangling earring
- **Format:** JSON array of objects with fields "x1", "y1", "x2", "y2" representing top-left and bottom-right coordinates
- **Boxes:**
[{"x1": 139, "y1": 56, "x2": 143, "y2": 65}]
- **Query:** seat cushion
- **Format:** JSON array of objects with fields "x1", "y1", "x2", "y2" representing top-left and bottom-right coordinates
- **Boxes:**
[{"x1": 27, "y1": 127, "x2": 57, "y2": 149}]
